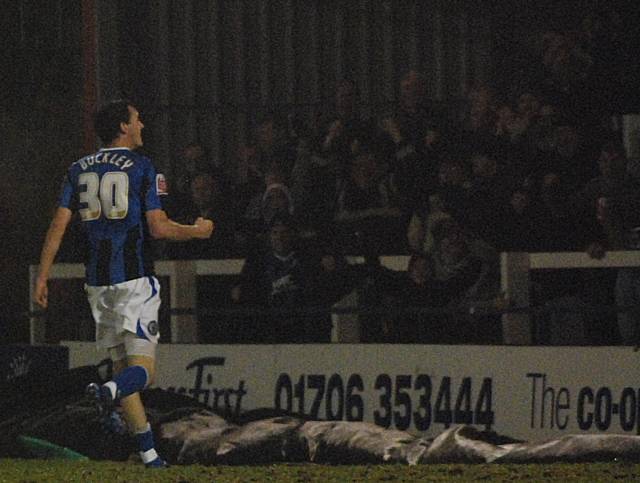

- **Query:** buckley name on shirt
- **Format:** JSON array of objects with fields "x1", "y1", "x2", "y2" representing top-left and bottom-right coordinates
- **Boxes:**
[{"x1": 78, "y1": 151, "x2": 134, "y2": 171}]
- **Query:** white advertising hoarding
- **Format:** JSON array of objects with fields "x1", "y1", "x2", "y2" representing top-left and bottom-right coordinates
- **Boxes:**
[{"x1": 64, "y1": 342, "x2": 640, "y2": 441}]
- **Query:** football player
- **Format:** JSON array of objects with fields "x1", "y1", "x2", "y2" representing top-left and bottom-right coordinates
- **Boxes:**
[{"x1": 34, "y1": 99, "x2": 214, "y2": 468}]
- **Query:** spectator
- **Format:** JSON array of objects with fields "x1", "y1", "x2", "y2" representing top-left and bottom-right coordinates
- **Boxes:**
[
  {"x1": 170, "y1": 143, "x2": 211, "y2": 212},
  {"x1": 539, "y1": 29, "x2": 593, "y2": 117},
  {"x1": 236, "y1": 113, "x2": 298, "y2": 215},
  {"x1": 381, "y1": 252, "x2": 449, "y2": 343},
  {"x1": 495, "y1": 102, "x2": 518, "y2": 142},
  {"x1": 291, "y1": 80, "x2": 373, "y2": 234},
  {"x1": 513, "y1": 91, "x2": 542, "y2": 139},
  {"x1": 462, "y1": 83, "x2": 499, "y2": 149},
  {"x1": 167, "y1": 170, "x2": 239, "y2": 259},
  {"x1": 333, "y1": 137, "x2": 404, "y2": 254},
  {"x1": 389, "y1": 122, "x2": 445, "y2": 217},
  {"x1": 498, "y1": 187, "x2": 548, "y2": 252},
  {"x1": 570, "y1": 142, "x2": 635, "y2": 236},
  {"x1": 528, "y1": 103, "x2": 559, "y2": 154},
  {"x1": 578, "y1": 141, "x2": 640, "y2": 345},
  {"x1": 429, "y1": 217, "x2": 502, "y2": 344},
  {"x1": 379, "y1": 70, "x2": 443, "y2": 159},
  {"x1": 532, "y1": 140, "x2": 637, "y2": 345},
  {"x1": 240, "y1": 169, "x2": 295, "y2": 243},
  {"x1": 231, "y1": 213, "x2": 352, "y2": 343},
  {"x1": 537, "y1": 123, "x2": 596, "y2": 191},
  {"x1": 316, "y1": 79, "x2": 374, "y2": 175},
  {"x1": 406, "y1": 157, "x2": 471, "y2": 254},
  {"x1": 466, "y1": 150, "x2": 514, "y2": 248}
]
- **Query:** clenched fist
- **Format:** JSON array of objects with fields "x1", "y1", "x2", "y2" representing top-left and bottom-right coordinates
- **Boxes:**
[{"x1": 194, "y1": 217, "x2": 215, "y2": 239}]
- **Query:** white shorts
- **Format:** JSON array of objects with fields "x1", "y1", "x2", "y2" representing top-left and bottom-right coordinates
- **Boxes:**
[{"x1": 86, "y1": 276, "x2": 161, "y2": 351}]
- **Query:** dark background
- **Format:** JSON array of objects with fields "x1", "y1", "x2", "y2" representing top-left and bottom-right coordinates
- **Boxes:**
[{"x1": 1, "y1": 0, "x2": 638, "y2": 344}]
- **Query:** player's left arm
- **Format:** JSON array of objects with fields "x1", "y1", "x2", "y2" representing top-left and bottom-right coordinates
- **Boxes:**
[{"x1": 34, "y1": 207, "x2": 72, "y2": 308}]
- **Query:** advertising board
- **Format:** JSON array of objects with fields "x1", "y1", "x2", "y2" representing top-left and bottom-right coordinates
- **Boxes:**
[{"x1": 64, "y1": 341, "x2": 640, "y2": 440}]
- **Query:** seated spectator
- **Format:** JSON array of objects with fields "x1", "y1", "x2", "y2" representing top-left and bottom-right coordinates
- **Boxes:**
[
  {"x1": 167, "y1": 170, "x2": 239, "y2": 259},
  {"x1": 230, "y1": 214, "x2": 353, "y2": 343},
  {"x1": 466, "y1": 150, "x2": 514, "y2": 248},
  {"x1": 406, "y1": 157, "x2": 471, "y2": 253},
  {"x1": 236, "y1": 113, "x2": 298, "y2": 215},
  {"x1": 381, "y1": 252, "x2": 449, "y2": 343},
  {"x1": 289, "y1": 147, "x2": 340, "y2": 235},
  {"x1": 495, "y1": 102, "x2": 518, "y2": 142},
  {"x1": 333, "y1": 137, "x2": 404, "y2": 254},
  {"x1": 316, "y1": 78, "x2": 374, "y2": 176},
  {"x1": 389, "y1": 122, "x2": 445, "y2": 217},
  {"x1": 462, "y1": 83, "x2": 499, "y2": 147},
  {"x1": 512, "y1": 90, "x2": 542, "y2": 141},
  {"x1": 240, "y1": 169, "x2": 295, "y2": 243},
  {"x1": 534, "y1": 123, "x2": 597, "y2": 192},
  {"x1": 379, "y1": 70, "x2": 442, "y2": 150},
  {"x1": 429, "y1": 217, "x2": 502, "y2": 344},
  {"x1": 526, "y1": 102, "x2": 559, "y2": 155},
  {"x1": 498, "y1": 187, "x2": 548, "y2": 252},
  {"x1": 169, "y1": 143, "x2": 212, "y2": 213}
]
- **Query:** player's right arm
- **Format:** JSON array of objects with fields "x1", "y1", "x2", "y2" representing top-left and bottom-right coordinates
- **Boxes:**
[
  {"x1": 34, "y1": 207, "x2": 73, "y2": 308},
  {"x1": 146, "y1": 209, "x2": 214, "y2": 241}
]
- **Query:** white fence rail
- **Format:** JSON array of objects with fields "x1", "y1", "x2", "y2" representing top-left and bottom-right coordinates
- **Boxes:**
[
  {"x1": 29, "y1": 251, "x2": 640, "y2": 345},
  {"x1": 500, "y1": 251, "x2": 640, "y2": 344},
  {"x1": 28, "y1": 256, "x2": 409, "y2": 345}
]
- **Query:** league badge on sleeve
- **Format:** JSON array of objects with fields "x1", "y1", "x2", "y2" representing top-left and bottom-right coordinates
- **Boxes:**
[{"x1": 156, "y1": 174, "x2": 168, "y2": 196}]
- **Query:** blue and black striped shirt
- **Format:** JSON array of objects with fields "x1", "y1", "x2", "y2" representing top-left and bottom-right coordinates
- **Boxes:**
[{"x1": 58, "y1": 148, "x2": 165, "y2": 286}]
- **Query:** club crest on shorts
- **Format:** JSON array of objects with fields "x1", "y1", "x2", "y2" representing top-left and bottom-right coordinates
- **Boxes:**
[{"x1": 147, "y1": 320, "x2": 159, "y2": 336}]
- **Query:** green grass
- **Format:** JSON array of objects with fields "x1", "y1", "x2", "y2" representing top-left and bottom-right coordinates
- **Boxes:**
[{"x1": 2, "y1": 459, "x2": 640, "y2": 482}]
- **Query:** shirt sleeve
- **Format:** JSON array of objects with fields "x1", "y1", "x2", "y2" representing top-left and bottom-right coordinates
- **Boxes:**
[
  {"x1": 143, "y1": 158, "x2": 165, "y2": 212},
  {"x1": 57, "y1": 169, "x2": 77, "y2": 210}
]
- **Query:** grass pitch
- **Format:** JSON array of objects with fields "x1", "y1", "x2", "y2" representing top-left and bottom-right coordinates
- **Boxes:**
[{"x1": 2, "y1": 459, "x2": 640, "y2": 482}]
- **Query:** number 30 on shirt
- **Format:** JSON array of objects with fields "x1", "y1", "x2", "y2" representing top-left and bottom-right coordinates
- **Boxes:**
[{"x1": 78, "y1": 172, "x2": 129, "y2": 221}]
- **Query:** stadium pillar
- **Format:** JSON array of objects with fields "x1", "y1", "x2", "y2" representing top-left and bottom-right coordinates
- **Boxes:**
[{"x1": 81, "y1": 0, "x2": 97, "y2": 153}]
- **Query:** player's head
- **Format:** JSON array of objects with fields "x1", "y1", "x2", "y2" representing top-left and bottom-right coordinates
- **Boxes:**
[{"x1": 95, "y1": 99, "x2": 144, "y2": 149}]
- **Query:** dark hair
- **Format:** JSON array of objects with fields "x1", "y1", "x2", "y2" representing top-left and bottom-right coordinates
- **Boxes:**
[{"x1": 94, "y1": 99, "x2": 133, "y2": 145}]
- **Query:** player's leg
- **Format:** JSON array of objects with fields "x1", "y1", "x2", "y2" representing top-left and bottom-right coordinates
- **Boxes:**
[
  {"x1": 86, "y1": 283, "x2": 126, "y2": 414},
  {"x1": 101, "y1": 356, "x2": 151, "y2": 402},
  {"x1": 86, "y1": 343, "x2": 128, "y2": 435},
  {"x1": 91, "y1": 277, "x2": 160, "y2": 404},
  {"x1": 120, "y1": 337, "x2": 166, "y2": 468},
  {"x1": 118, "y1": 354, "x2": 155, "y2": 431},
  {"x1": 116, "y1": 352, "x2": 165, "y2": 467},
  {"x1": 105, "y1": 347, "x2": 129, "y2": 431},
  {"x1": 87, "y1": 277, "x2": 166, "y2": 467},
  {"x1": 119, "y1": 278, "x2": 165, "y2": 468},
  {"x1": 88, "y1": 342, "x2": 149, "y2": 404}
]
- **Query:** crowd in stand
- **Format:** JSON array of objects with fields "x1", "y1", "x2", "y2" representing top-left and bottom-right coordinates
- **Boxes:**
[{"x1": 160, "y1": 13, "x2": 639, "y2": 345}]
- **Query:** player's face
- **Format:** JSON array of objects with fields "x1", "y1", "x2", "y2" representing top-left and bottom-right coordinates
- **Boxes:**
[{"x1": 125, "y1": 106, "x2": 144, "y2": 148}]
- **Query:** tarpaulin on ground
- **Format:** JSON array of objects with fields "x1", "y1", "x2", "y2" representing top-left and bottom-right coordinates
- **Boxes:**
[{"x1": 2, "y1": 366, "x2": 640, "y2": 465}]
